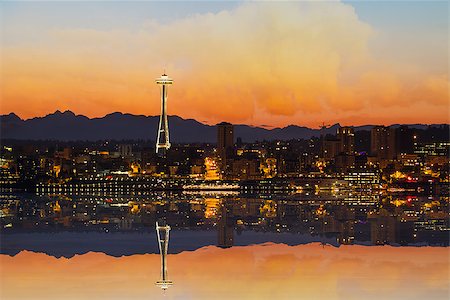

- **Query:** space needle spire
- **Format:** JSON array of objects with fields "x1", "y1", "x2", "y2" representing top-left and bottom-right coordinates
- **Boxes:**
[{"x1": 155, "y1": 73, "x2": 173, "y2": 156}]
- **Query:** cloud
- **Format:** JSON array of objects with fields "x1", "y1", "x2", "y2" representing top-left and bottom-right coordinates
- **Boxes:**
[
  {"x1": 1, "y1": 243, "x2": 449, "y2": 300},
  {"x1": 1, "y1": 1, "x2": 448, "y2": 126}
]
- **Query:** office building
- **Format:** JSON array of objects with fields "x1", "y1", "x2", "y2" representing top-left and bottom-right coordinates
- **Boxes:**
[{"x1": 371, "y1": 126, "x2": 396, "y2": 160}]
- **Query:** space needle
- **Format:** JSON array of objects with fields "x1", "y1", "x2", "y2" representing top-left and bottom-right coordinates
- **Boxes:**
[
  {"x1": 155, "y1": 73, "x2": 173, "y2": 156},
  {"x1": 156, "y1": 221, "x2": 173, "y2": 290}
]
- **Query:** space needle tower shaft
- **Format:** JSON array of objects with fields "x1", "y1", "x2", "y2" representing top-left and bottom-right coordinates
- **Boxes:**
[{"x1": 155, "y1": 74, "x2": 173, "y2": 156}]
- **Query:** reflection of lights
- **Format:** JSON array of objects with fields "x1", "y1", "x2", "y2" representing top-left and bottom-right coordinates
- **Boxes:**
[
  {"x1": 130, "y1": 203, "x2": 140, "y2": 214},
  {"x1": 204, "y1": 198, "x2": 220, "y2": 219},
  {"x1": 260, "y1": 200, "x2": 277, "y2": 218},
  {"x1": 52, "y1": 201, "x2": 61, "y2": 213},
  {"x1": 391, "y1": 199, "x2": 406, "y2": 207},
  {"x1": 315, "y1": 205, "x2": 327, "y2": 216},
  {"x1": 204, "y1": 157, "x2": 220, "y2": 180},
  {"x1": 390, "y1": 171, "x2": 406, "y2": 179},
  {"x1": 183, "y1": 183, "x2": 239, "y2": 190},
  {"x1": 423, "y1": 200, "x2": 440, "y2": 209}
]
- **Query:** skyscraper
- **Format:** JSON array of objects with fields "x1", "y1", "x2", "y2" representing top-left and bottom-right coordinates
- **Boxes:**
[
  {"x1": 371, "y1": 126, "x2": 396, "y2": 160},
  {"x1": 217, "y1": 122, "x2": 234, "y2": 160},
  {"x1": 337, "y1": 127, "x2": 355, "y2": 155},
  {"x1": 155, "y1": 74, "x2": 173, "y2": 156},
  {"x1": 156, "y1": 221, "x2": 173, "y2": 290},
  {"x1": 396, "y1": 125, "x2": 415, "y2": 154},
  {"x1": 217, "y1": 122, "x2": 234, "y2": 176},
  {"x1": 323, "y1": 127, "x2": 355, "y2": 172}
]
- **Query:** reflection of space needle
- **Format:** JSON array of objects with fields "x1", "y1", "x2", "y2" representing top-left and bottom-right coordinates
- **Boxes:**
[{"x1": 156, "y1": 221, "x2": 173, "y2": 290}]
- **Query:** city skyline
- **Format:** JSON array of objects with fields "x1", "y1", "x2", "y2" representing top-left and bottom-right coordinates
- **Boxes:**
[
  {"x1": 1, "y1": 1, "x2": 448, "y2": 127},
  {"x1": 1, "y1": 1, "x2": 449, "y2": 299}
]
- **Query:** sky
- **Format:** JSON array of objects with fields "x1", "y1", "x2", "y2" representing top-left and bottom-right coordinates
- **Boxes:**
[
  {"x1": 1, "y1": 243, "x2": 449, "y2": 299},
  {"x1": 0, "y1": 0, "x2": 448, "y2": 127}
]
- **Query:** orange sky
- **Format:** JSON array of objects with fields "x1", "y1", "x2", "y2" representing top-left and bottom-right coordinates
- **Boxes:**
[
  {"x1": 1, "y1": 1, "x2": 448, "y2": 127},
  {"x1": 1, "y1": 243, "x2": 448, "y2": 299}
]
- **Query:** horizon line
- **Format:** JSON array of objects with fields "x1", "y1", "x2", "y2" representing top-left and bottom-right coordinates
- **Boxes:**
[{"x1": 2, "y1": 109, "x2": 449, "y2": 130}]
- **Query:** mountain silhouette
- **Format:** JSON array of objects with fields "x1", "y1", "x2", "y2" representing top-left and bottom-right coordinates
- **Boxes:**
[{"x1": 0, "y1": 110, "x2": 440, "y2": 142}]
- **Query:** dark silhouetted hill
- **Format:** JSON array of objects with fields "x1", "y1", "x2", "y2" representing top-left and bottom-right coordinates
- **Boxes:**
[{"x1": 0, "y1": 110, "x2": 447, "y2": 143}]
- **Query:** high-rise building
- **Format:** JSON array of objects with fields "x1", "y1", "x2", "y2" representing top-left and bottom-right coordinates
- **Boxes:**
[
  {"x1": 371, "y1": 126, "x2": 396, "y2": 160},
  {"x1": 217, "y1": 122, "x2": 234, "y2": 156},
  {"x1": 322, "y1": 139, "x2": 340, "y2": 160},
  {"x1": 337, "y1": 127, "x2": 355, "y2": 155},
  {"x1": 155, "y1": 74, "x2": 173, "y2": 156},
  {"x1": 217, "y1": 122, "x2": 234, "y2": 172},
  {"x1": 321, "y1": 127, "x2": 354, "y2": 162},
  {"x1": 395, "y1": 125, "x2": 415, "y2": 154},
  {"x1": 156, "y1": 221, "x2": 173, "y2": 290}
]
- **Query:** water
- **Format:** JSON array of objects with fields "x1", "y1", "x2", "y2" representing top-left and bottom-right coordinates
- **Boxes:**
[{"x1": 1, "y1": 191, "x2": 448, "y2": 257}]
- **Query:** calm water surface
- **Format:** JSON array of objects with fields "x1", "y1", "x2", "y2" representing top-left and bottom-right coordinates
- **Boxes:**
[{"x1": 1, "y1": 191, "x2": 448, "y2": 257}]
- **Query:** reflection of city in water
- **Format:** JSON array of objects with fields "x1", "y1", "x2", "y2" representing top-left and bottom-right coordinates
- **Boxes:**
[{"x1": 1, "y1": 191, "x2": 448, "y2": 248}]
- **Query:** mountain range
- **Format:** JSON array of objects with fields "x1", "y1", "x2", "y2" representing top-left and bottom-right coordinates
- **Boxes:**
[{"x1": 0, "y1": 110, "x2": 444, "y2": 143}]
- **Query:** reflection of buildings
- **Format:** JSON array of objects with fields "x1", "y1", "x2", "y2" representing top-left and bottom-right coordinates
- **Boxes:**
[
  {"x1": 335, "y1": 206, "x2": 355, "y2": 245},
  {"x1": 368, "y1": 208, "x2": 418, "y2": 245},
  {"x1": 322, "y1": 206, "x2": 355, "y2": 245},
  {"x1": 343, "y1": 170, "x2": 380, "y2": 189},
  {"x1": 217, "y1": 203, "x2": 234, "y2": 248},
  {"x1": 156, "y1": 221, "x2": 173, "y2": 290},
  {"x1": 2, "y1": 192, "x2": 447, "y2": 246},
  {"x1": 368, "y1": 209, "x2": 396, "y2": 245}
]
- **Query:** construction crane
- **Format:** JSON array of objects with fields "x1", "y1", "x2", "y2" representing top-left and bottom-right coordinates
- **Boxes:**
[{"x1": 320, "y1": 122, "x2": 331, "y2": 130}]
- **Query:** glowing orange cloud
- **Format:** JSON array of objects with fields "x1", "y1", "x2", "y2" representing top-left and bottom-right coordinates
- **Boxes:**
[
  {"x1": 1, "y1": 243, "x2": 448, "y2": 299},
  {"x1": 1, "y1": 1, "x2": 448, "y2": 127}
]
